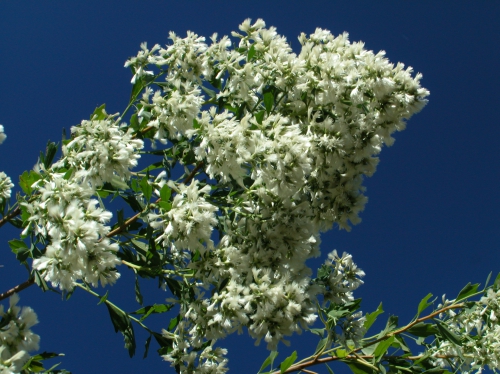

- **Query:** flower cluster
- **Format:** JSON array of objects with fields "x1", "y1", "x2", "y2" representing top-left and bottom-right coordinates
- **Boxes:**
[
  {"x1": 148, "y1": 179, "x2": 218, "y2": 258},
  {"x1": 123, "y1": 18, "x2": 428, "y2": 371},
  {"x1": 0, "y1": 172, "x2": 13, "y2": 205},
  {"x1": 24, "y1": 170, "x2": 121, "y2": 291},
  {"x1": 430, "y1": 287, "x2": 500, "y2": 372},
  {"x1": 54, "y1": 116, "x2": 144, "y2": 187},
  {"x1": 0, "y1": 126, "x2": 13, "y2": 206},
  {"x1": 0, "y1": 294, "x2": 39, "y2": 373}
]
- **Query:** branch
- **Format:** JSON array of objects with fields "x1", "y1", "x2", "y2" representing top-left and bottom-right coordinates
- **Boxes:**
[
  {"x1": 0, "y1": 278, "x2": 35, "y2": 301},
  {"x1": 0, "y1": 206, "x2": 21, "y2": 229},
  {"x1": 278, "y1": 303, "x2": 464, "y2": 373},
  {"x1": 0, "y1": 162, "x2": 206, "y2": 301}
]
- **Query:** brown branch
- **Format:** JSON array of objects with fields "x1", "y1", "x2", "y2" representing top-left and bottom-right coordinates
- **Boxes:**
[
  {"x1": 0, "y1": 206, "x2": 21, "y2": 229},
  {"x1": 278, "y1": 303, "x2": 464, "y2": 374},
  {"x1": 0, "y1": 278, "x2": 35, "y2": 301}
]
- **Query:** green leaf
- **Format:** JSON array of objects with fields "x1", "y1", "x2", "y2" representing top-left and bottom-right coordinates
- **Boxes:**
[
  {"x1": 160, "y1": 185, "x2": 171, "y2": 202},
  {"x1": 130, "y1": 113, "x2": 140, "y2": 131},
  {"x1": 168, "y1": 314, "x2": 181, "y2": 331},
  {"x1": 255, "y1": 110, "x2": 265, "y2": 125},
  {"x1": 42, "y1": 141, "x2": 58, "y2": 168},
  {"x1": 140, "y1": 176, "x2": 152, "y2": 201},
  {"x1": 106, "y1": 304, "x2": 136, "y2": 357},
  {"x1": 9, "y1": 239, "x2": 30, "y2": 262},
  {"x1": 19, "y1": 171, "x2": 41, "y2": 195},
  {"x1": 143, "y1": 334, "x2": 152, "y2": 359},
  {"x1": 263, "y1": 92, "x2": 274, "y2": 113},
  {"x1": 258, "y1": 351, "x2": 278, "y2": 373},
  {"x1": 280, "y1": 351, "x2": 297, "y2": 373},
  {"x1": 135, "y1": 275, "x2": 143, "y2": 305},
  {"x1": 456, "y1": 282, "x2": 479, "y2": 301},
  {"x1": 407, "y1": 322, "x2": 439, "y2": 337},
  {"x1": 130, "y1": 80, "x2": 144, "y2": 101},
  {"x1": 106, "y1": 303, "x2": 129, "y2": 333},
  {"x1": 201, "y1": 85, "x2": 217, "y2": 99},
  {"x1": 133, "y1": 304, "x2": 173, "y2": 322},
  {"x1": 110, "y1": 175, "x2": 129, "y2": 190},
  {"x1": 325, "y1": 364, "x2": 335, "y2": 374},
  {"x1": 33, "y1": 270, "x2": 50, "y2": 292},
  {"x1": 416, "y1": 293, "x2": 434, "y2": 317},
  {"x1": 91, "y1": 104, "x2": 107, "y2": 120},
  {"x1": 247, "y1": 44, "x2": 256, "y2": 61},
  {"x1": 378, "y1": 315, "x2": 398, "y2": 339},
  {"x1": 364, "y1": 303, "x2": 384, "y2": 330},
  {"x1": 165, "y1": 278, "x2": 182, "y2": 299},
  {"x1": 435, "y1": 321, "x2": 462, "y2": 346},
  {"x1": 344, "y1": 361, "x2": 377, "y2": 374},
  {"x1": 314, "y1": 337, "x2": 329, "y2": 355},
  {"x1": 373, "y1": 336, "x2": 394, "y2": 361},
  {"x1": 97, "y1": 290, "x2": 109, "y2": 305}
]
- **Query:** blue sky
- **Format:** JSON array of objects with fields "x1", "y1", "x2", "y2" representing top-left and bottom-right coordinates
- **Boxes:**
[{"x1": 0, "y1": 1, "x2": 499, "y2": 373}]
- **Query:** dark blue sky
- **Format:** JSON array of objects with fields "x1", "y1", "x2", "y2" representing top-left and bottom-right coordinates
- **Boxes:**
[{"x1": 1, "y1": 2, "x2": 499, "y2": 373}]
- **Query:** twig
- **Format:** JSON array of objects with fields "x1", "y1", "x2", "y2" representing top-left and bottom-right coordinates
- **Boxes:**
[
  {"x1": 0, "y1": 278, "x2": 35, "y2": 301},
  {"x1": 277, "y1": 303, "x2": 464, "y2": 373},
  {"x1": 0, "y1": 206, "x2": 21, "y2": 229}
]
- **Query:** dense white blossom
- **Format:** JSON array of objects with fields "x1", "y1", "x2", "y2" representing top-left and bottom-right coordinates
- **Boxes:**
[
  {"x1": 0, "y1": 172, "x2": 13, "y2": 204},
  {"x1": 54, "y1": 116, "x2": 143, "y2": 187},
  {"x1": 0, "y1": 294, "x2": 39, "y2": 372},
  {"x1": 24, "y1": 170, "x2": 120, "y2": 291},
  {"x1": 430, "y1": 287, "x2": 500, "y2": 372},
  {"x1": 123, "y1": 18, "x2": 430, "y2": 371},
  {"x1": 148, "y1": 179, "x2": 218, "y2": 257}
]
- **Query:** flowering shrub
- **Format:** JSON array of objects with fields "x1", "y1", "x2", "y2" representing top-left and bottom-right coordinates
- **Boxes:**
[{"x1": 0, "y1": 19, "x2": 498, "y2": 374}]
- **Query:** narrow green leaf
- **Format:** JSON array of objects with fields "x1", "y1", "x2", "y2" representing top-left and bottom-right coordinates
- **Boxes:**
[
  {"x1": 106, "y1": 303, "x2": 129, "y2": 333},
  {"x1": 135, "y1": 275, "x2": 143, "y2": 305},
  {"x1": 364, "y1": 303, "x2": 384, "y2": 330},
  {"x1": 201, "y1": 86, "x2": 217, "y2": 99},
  {"x1": 143, "y1": 334, "x2": 152, "y2": 359},
  {"x1": 255, "y1": 110, "x2": 265, "y2": 125},
  {"x1": 97, "y1": 291, "x2": 109, "y2": 305},
  {"x1": 140, "y1": 176, "x2": 152, "y2": 201},
  {"x1": 168, "y1": 314, "x2": 181, "y2": 331},
  {"x1": 130, "y1": 113, "x2": 139, "y2": 131},
  {"x1": 33, "y1": 270, "x2": 50, "y2": 292},
  {"x1": 263, "y1": 92, "x2": 274, "y2": 113},
  {"x1": 344, "y1": 361, "x2": 377, "y2": 374},
  {"x1": 9, "y1": 239, "x2": 28, "y2": 251},
  {"x1": 435, "y1": 321, "x2": 462, "y2": 346},
  {"x1": 248, "y1": 44, "x2": 256, "y2": 61},
  {"x1": 417, "y1": 293, "x2": 434, "y2": 316},
  {"x1": 373, "y1": 336, "x2": 394, "y2": 361},
  {"x1": 43, "y1": 142, "x2": 58, "y2": 168},
  {"x1": 258, "y1": 351, "x2": 279, "y2": 373},
  {"x1": 326, "y1": 364, "x2": 335, "y2": 374},
  {"x1": 456, "y1": 282, "x2": 479, "y2": 301},
  {"x1": 407, "y1": 322, "x2": 439, "y2": 337},
  {"x1": 314, "y1": 337, "x2": 329, "y2": 355},
  {"x1": 280, "y1": 351, "x2": 297, "y2": 373},
  {"x1": 377, "y1": 315, "x2": 398, "y2": 339}
]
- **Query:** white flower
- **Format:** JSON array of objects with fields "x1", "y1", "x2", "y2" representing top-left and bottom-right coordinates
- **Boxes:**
[
  {"x1": 149, "y1": 180, "x2": 218, "y2": 257},
  {"x1": 0, "y1": 294, "x2": 40, "y2": 364},
  {"x1": 0, "y1": 172, "x2": 13, "y2": 204},
  {"x1": 25, "y1": 171, "x2": 120, "y2": 291},
  {"x1": 54, "y1": 117, "x2": 143, "y2": 188}
]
